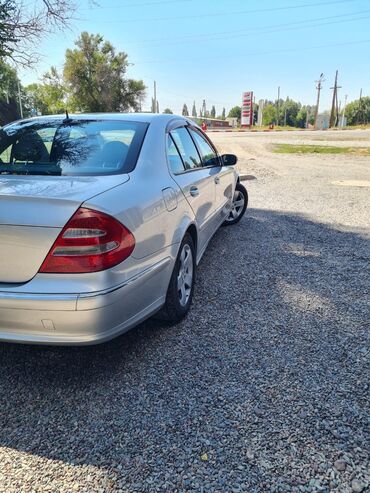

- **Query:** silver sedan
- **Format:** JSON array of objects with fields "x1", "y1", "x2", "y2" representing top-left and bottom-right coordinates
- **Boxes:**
[{"x1": 0, "y1": 113, "x2": 247, "y2": 345}]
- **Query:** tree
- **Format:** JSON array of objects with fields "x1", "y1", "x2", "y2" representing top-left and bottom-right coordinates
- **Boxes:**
[
  {"x1": 182, "y1": 103, "x2": 189, "y2": 116},
  {"x1": 228, "y1": 106, "x2": 241, "y2": 122},
  {"x1": 63, "y1": 32, "x2": 146, "y2": 113},
  {"x1": 262, "y1": 103, "x2": 276, "y2": 125},
  {"x1": 24, "y1": 67, "x2": 66, "y2": 115},
  {"x1": 281, "y1": 98, "x2": 300, "y2": 127},
  {"x1": 210, "y1": 105, "x2": 216, "y2": 118},
  {"x1": 0, "y1": 0, "x2": 76, "y2": 67},
  {"x1": 345, "y1": 97, "x2": 370, "y2": 125},
  {"x1": 163, "y1": 107, "x2": 173, "y2": 114},
  {"x1": 296, "y1": 105, "x2": 315, "y2": 128},
  {"x1": 221, "y1": 107, "x2": 226, "y2": 120},
  {"x1": 0, "y1": 0, "x2": 15, "y2": 59},
  {"x1": 192, "y1": 101, "x2": 197, "y2": 117},
  {"x1": 0, "y1": 59, "x2": 20, "y2": 125}
]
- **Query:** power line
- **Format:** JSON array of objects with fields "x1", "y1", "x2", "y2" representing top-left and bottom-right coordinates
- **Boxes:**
[
  {"x1": 95, "y1": 0, "x2": 356, "y2": 24},
  {"x1": 119, "y1": 9, "x2": 370, "y2": 46},
  {"x1": 81, "y1": 0, "x2": 193, "y2": 10},
  {"x1": 135, "y1": 38, "x2": 370, "y2": 65}
]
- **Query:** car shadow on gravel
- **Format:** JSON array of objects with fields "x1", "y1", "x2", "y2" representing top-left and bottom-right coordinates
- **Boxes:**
[{"x1": 0, "y1": 209, "x2": 369, "y2": 492}]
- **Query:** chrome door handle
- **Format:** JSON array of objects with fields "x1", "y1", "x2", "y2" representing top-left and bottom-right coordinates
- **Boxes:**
[
  {"x1": 189, "y1": 186, "x2": 199, "y2": 197},
  {"x1": 214, "y1": 176, "x2": 220, "y2": 184}
]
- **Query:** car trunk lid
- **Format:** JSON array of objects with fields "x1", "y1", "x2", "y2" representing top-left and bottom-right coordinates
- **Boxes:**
[{"x1": 0, "y1": 174, "x2": 128, "y2": 283}]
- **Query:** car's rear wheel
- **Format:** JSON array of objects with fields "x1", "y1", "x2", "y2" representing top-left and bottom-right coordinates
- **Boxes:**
[
  {"x1": 158, "y1": 233, "x2": 196, "y2": 323},
  {"x1": 223, "y1": 182, "x2": 248, "y2": 226}
]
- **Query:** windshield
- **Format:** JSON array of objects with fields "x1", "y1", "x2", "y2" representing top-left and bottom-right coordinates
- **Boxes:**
[{"x1": 0, "y1": 119, "x2": 148, "y2": 176}]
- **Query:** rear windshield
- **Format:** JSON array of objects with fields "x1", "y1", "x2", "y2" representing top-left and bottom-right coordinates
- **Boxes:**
[{"x1": 0, "y1": 119, "x2": 148, "y2": 176}]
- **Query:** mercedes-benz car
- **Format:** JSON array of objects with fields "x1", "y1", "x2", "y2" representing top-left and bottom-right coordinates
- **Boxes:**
[{"x1": 0, "y1": 113, "x2": 247, "y2": 345}]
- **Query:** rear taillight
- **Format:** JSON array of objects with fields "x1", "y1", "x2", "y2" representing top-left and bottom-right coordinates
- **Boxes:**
[{"x1": 39, "y1": 208, "x2": 135, "y2": 274}]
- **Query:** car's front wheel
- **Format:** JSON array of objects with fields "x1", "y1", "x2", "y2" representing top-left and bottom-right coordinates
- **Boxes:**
[
  {"x1": 223, "y1": 182, "x2": 248, "y2": 226},
  {"x1": 159, "y1": 233, "x2": 196, "y2": 323}
]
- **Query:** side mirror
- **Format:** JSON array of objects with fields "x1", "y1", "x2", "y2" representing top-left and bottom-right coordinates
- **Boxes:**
[{"x1": 222, "y1": 154, "x2": 238, "y2": 166}]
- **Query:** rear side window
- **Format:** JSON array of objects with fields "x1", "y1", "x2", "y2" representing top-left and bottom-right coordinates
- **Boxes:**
[
  {"x1": 0, "y1": 119, "x2": 148, "y2": 176},
  {"x1": 170, "y1": 127, "x2": 201, "y2": 170},
  {"x1": 167, "y1": 135, "x2": 185, "y2": 175},
  {"x1": 188, "y1": 128, "x2": 219, "y2": 167}
]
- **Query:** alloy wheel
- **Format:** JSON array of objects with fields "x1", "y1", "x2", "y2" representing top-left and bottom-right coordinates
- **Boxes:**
[
  {"x1": 226, "y1": 189, "x2": 245, "y2": 222},
  {"x1": 177, "y1": 244, "x2": 193, "y2": 307}
]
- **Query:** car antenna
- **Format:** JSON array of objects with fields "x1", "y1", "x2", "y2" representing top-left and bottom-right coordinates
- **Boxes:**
[{"x1": 63, "y1": 109, "x2": 72, "y2": 123}]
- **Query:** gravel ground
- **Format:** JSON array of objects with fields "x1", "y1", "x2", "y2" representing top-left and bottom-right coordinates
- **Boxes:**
[{"x1": 0, "y1": 130, "x2": 369, "y2": 492}]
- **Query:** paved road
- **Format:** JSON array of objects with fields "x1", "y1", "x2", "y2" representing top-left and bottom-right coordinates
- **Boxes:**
[{"x1": 0, "y1": 132, "x2": 369, "y2": 492}]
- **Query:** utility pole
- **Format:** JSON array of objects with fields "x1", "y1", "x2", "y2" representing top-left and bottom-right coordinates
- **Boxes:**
[
  {"x1": 17, "y1": 79, "x2": 23, "y2": 119},
  {"x1": 314, "y1": 73, "x2": 324, "y2": 130},
  {"x1": 357, "y1": 88, "x2": 365, "y2": 125},
  {"x1": 276, "y1": 86, "x2": 280, "y2": 126},
  {"x1": 329, "y1": 70, "x2": 341, "y2": 128},
  {"x1": 257, "y1": 99, "x2": 264, "y2": 126},
  {"x1": 153, "y1": 81, "x2": 157, "y2": 113}
]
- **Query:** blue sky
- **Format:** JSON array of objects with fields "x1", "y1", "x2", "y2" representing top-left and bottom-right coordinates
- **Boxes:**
[{"x1": 21, "y1": 0, "x2": 370, "y2": 114}]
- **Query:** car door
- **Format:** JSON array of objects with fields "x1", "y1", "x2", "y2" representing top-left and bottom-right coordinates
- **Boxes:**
[
  {"x1": 167, "y1": 126, "x2": 216, "y2": 253},
  {"x1": 188, "y1": 127, "x2": 234, "y2": 223}
]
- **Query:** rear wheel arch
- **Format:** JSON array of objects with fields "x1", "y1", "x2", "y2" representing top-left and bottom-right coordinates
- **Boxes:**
[{"x1": 186, "y1": 224, "x2": 198, "y2": 258}]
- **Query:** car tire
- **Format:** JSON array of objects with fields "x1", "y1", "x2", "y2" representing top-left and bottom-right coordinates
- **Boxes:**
[
  {"x1": 223, "y1": 182, "x2": 248, "y2": 226},
  {"x1": 157, "y1": 233, "x2": 196, "y2": 323}
]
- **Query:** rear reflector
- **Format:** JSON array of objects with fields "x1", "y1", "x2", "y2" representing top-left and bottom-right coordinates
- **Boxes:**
[{"x1": 39, "y1": 208, "x2": 135, "y2": 273}]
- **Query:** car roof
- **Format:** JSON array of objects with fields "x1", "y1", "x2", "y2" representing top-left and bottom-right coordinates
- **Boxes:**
[{"x1": 10, "y1": 113, "x2": 191, "y2": 125}]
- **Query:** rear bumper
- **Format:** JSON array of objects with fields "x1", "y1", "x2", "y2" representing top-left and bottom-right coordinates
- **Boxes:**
[{"x1": 0, "y1": 258, "x2": 171, "y2": 345}]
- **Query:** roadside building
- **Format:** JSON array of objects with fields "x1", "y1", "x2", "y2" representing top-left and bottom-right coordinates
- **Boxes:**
[
  {"x1": 189, "y1": 116, "x2": 231, "y2": 129},
  {"x1": 226, "y1": 117, "x2": 238, "y2": 128},
  {"x1": 316, "y1": 114, "x2": 347, "y2": 129}
]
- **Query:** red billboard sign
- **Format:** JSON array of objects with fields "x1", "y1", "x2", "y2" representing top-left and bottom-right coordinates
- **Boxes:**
[{"x1": 241, "y1": 91, "x2": 253, "y2": 127}]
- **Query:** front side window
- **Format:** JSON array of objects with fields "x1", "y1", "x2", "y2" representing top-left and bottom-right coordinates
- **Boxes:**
[
  {"x1": 188, "y1": 128, "x2": 219, "y2": 167},
  {"x1": 170, "y1": 127, "x2": 201, "y2": 170},
  {"x1": 0, "y1": 119, "x2": 148, "y2": 176}
]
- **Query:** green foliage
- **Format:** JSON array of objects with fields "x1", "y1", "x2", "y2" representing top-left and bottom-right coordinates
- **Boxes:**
[
  {"x1": 262, "y1": 103, "x2": 276, "y2": 125},
  {"x1": 345, "y1": 97, "x2": 370, "y2": 125},
  {"x1": 210, "y1": 105, "x2": 216, "y2": 118},
  {"x1": 281, "y1": 98, "x2": 300, "y2": 126},
  {"x1": 0, "y1": 58, "x2": 18, "y2": 95},
  {"x1": 253, "y1": 102, "x2": 259, "y2": 124},
  {"x1": 192, "y1": 101, "x2": 197, "y2": 117},
  {"x1": 63, "y1": 32, "x2": 145, "y2": 112},
  {"x1": 228, "y1": 106, "x2": 241, "y2": 121},
  {"x1": 163, "y1": 108, "x2": 173, "y2": 114},
  {"x1": 0, "y1": 0, "x2": 16, "y2": 58},
  {"x1": 296, "y1": 105, "x2": 315, "y2": 128},
  {"x1": 182, "y1": 103, "x2": 189, "y2": 116},
  {"x1": 221, "y1": 107, "x2": 225, "y2": 120},
  {"x1": 274, "y1": 144, "x2": 370, "y2": 156},
  {"x1": 24, "y1": 67, "x2": 66, "y2": 115},
  {"x1": 0, "y1": 59, "x2": 20, "y2": 124}
]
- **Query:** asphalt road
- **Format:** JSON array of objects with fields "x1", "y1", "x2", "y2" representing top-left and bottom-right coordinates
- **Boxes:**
[{"x1": 0, "y1": 131, "x2": 369, "y2": 492}]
